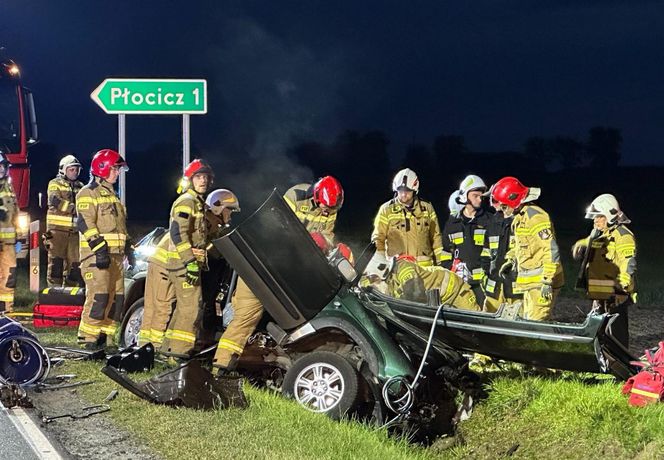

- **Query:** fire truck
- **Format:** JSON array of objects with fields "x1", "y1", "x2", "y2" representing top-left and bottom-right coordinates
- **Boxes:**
[{"x1": 0, "y1": 56, "x2": 38, "y2": 257}]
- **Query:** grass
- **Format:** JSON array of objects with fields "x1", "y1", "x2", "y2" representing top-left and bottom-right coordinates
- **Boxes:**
[{"x1": 28, "y1": 328, "x2": 664, "y2": 460}]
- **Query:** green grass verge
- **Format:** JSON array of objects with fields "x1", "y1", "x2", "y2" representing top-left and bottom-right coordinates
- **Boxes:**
[{"x1": 31, "y1": 329, "x2": 664, "y2": 460}]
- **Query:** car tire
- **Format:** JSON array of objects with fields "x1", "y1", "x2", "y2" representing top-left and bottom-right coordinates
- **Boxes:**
[
  {"x1": 119, "y1": 298, "x2": 144, "y2": 348},
  {"x1": 283, "y1": 351, "x2": 359, "y2": 420}
]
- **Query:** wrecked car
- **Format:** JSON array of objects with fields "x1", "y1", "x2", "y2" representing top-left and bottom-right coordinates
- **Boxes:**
[{"x1": 117, "y1": 190, "x2": 637, "y2": 436}]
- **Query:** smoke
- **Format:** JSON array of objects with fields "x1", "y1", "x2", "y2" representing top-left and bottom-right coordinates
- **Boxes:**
[{"x1": 200, "y1": 16, "x2": 347, "y2": 210}]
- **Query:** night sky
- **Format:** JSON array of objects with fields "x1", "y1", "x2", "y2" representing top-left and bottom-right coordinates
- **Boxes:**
[{"x1": 2, "y1": 0, "x2": 664, "y2": 182}]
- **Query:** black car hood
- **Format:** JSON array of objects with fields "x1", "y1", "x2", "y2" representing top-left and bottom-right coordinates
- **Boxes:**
[{"x1": 212, "y1": 189, "x2": 343, "y2": 331}]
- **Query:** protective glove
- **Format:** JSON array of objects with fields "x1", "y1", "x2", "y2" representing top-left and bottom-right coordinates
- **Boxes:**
[
  {"x1": 124, "y1": 240, "x2": 136, "y2": 269},
  {"x1": 14, "y1": 241, "x2": 22, "y2": 253},
  {"x1": 41, "y1": 231, "x2": 53, "y2": 250},
  {"x1": 539, "y1": 284, "x2": 553, "y2": 303},
  {"x1": 499, "y1": 259, "x2": 514, "y2": 279},
  {"x1": 90, "y1": 237, "x2": 110, "y2": 269},
  {"x1": 185, "y1": 261, "x2": 201, "y2": 286},
  {"x1": 618, "y1": 273, "x2": 632, "y2": 291},
  {"x1": 95, "y1": 247, "x2": 111, "y2": 269},
  {"x1": 571, "y1": 241, "x2": 587, "y2": 261}
]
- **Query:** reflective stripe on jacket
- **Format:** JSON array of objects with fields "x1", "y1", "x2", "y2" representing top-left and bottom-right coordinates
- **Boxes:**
[
  {"x1": 283, "y1": 183, "x2": 338, "y2": 243},
  {"x1": 441, "y1": 209, "x2": 492, "y2": 285},
  {"x1": 149, "y1": 189, "x2": 207, "y2": 269},
  {"x1": 371, "y1": 197, "x2": 443, "y2": 267},
  {"x1": 0, "y1": 179, "x2": 18, "y2": 244},
  {"x1": 507, "y1": 204, "x2": 564, "y2": 291},
  {"x1": 47, "y1": 176, "x2": 83, "y2": 230},
  {"x1": 575, "y1": 225, "x2": 636, "y2": 300},
  {"x1": 76, "y1": 178, "x2": 128, "y2": 259}
]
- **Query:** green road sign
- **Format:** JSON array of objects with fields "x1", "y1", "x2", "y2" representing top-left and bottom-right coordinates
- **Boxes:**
[{"x1": 90, "y1": 78, "x2": 207, "y2": 114}]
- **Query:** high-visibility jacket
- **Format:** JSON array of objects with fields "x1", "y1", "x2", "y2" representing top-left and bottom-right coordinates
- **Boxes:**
[
  {"x1": 386, "y1": 258, "x2": 479, "y2": 311},
  {"x1": 371, "y1": 197, "x2": 444, "y2": 267},
  {"x1": 47, "y1": 175, "x2": 83, "y2": 231},
  {"x1": 574, "y1": 225, "x2": 636, "y2": 300},
  {"x1": 506, "y1": 204, "x2": 564, "y2": 292},
  {"x1": 283, "y1": 183, "x2": 338, "y2": 243},
  {"x1": 481, "y1": 211, "x2": 522, "y2": 300},
  {"x1": 76, "y1": 178, "x2": 128, "y2": 259},
  {"x1": 149, "y1": 189, "x2": 207, "y2": 270},
  {"x1": 441, "y1": 208, "x2": 492, "y2": 284},
  {"x1": 0, "y1": 179, "x2": 17, "y2": 244}
]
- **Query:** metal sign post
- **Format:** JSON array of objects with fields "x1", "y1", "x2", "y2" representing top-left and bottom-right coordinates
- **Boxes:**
[
  {"x1": 182, "y1": 114, "x2": 190, "y2": 172},
  {"x1": 118, "y1": 114, "x2": 126, "y2": 205}
]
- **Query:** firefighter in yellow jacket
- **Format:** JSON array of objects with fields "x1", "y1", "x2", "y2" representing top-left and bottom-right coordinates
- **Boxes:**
[
  {"x1": 0, "y1": 153, "x2": 18, "y2": 314},
  {"x1": 491, "y1": 177, "x2": 564, "y2": 321},
  {"x1": 76, "y1": 149, "x2": 129, "y2": 348},
  {"x1": 213, "y1": 176, "x2": 344, "y2": 374},
  {"x1": 372, "y1": 168, "x2": 444, "y2": 267},
  {"x1": 144, "y1": 159, "x2": 212, "y2": 357},
  {"x1": 363, "y1": 253, "x2": 479, "y2": 311},
  {"x1": 283, "y1": 175, "x2": 344, "y2": 244},
  {"x1": 44, "y1": 154, "x2": 84, "y2": 286},
  {"x1": 572, "y1": 194, "x2": 636, "y2": 347}
]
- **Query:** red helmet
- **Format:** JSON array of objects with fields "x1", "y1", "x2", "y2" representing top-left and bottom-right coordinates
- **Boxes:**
[
  {"x1": 91, "y1": 149, "x2": 127, "y2": 179},
  {"x1": 313, "y1": 176, "x2": 344, "y2": 210},
  {"x1": 184, "y1": 159, "x2": 213, "y2": 180},
  {"x1": 491, "y1": 176, "x2": 540, "y2": 208}
]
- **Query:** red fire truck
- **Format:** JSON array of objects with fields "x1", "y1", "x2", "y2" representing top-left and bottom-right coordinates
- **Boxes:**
[{"x1": 0, "y1": 56, "x2": 38, "y2": 256}]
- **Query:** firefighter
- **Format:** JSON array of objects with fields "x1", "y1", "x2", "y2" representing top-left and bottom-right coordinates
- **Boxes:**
[
  {"x1": 572, "y1": 194, "x2": 636, "y2": 347},
  {"x1": 441, "y1": 175, "x2": 492, "y2": 305},
  {"x1": 0, "y1": 153, "x2": 18, "y2": 314},
  {"x1": 481, "y1": 185, "x2": 523, "y2": 312},
  {"x1": 212, "y1": 177, "x2": 344, "y2": 375},
  {"x1": 363, "y1": 252, "x2": 480, "y2": 311},
  {"x1": 143, "y1": 159, "x2": 213, "y2": 358},
  {"x1": 44, "y1": 154, "x2": 84, "y2": 287},
  {"x1": 492, "y1": 177, "x2": 564, "y2": 321},
  {"x1": 283, "y1": 175, "x2": 344, "y2": 243},
  {"x1": 448, "y1": 189, "x2": 463, "y2": 217},
  {"x1": 372, "y1": 168, "x2": 444, "y2": 267},
  {"x1": 198, "y1": 189, "x2": 241, "y2": 350},
  {"x1": 76, "y1": 149, "x2": 129, "y2": 348}
]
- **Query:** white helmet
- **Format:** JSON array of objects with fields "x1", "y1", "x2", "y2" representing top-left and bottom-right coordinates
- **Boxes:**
[
  {"x1": 364, "y1": 252, "x2": 393, "y2": 281},
  {"x1": 448, "y1": 190, "x2": 464, "y2": 216},
  {"x1": 205, "y1": 188, "x2": 240, "y2": 216},
  {"x1": 457, "y1": 174, "x2": 487, "y2": 204},
  {"x1": 392, "y1": 168, "x2": 419, "y2": 193},
  {"x1": 585, "y1": 193, "x2": 629, "y2": 224},
  {"x1": 58, "y1": 154, "x2": 81, "y2": 176}
]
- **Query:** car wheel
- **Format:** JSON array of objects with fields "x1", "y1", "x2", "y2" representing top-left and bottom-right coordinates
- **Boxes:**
[
  {"x1": 283, "y1": 351, "x2": 359, "y2": 420},
  {"x1": 119, "y1": 298, "x2": 144, "y2": 348}
]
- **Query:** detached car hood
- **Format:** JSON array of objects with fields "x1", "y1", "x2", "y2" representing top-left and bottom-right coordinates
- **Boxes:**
[
  {"x1": 365, "y1": 289, "x2": 638, "y2": 380},
  {"x1": 212, "y1": 190, "x2": 343, "y2": 331}
]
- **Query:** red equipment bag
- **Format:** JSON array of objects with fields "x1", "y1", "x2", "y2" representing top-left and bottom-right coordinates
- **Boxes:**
[
  {"x1": 622, "y1": 341, "x2": 664, "y2": 407},
  {"x1": 33, "y1": 304, "x2": 83, "y2": 328}
]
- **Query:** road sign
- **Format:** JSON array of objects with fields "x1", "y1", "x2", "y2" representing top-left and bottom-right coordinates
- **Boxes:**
[{"x1": 90, "y1": 78, "x2": 207, "y2": 114}]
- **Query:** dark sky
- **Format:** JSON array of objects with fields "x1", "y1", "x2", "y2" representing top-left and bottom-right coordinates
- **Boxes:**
[{"x1": 2, "y1": 0, "x2": 664, "y2": 169}]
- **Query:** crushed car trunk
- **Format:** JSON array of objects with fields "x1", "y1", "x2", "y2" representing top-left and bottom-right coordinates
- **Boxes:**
[
  {"x1": 212, "y1": 189, "x2": 343, "y2": 330},
  {"x1": 365, "y1": 289, "x2": 638, "y2": 380}
]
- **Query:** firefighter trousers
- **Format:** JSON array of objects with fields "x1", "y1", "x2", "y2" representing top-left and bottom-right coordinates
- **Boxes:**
[
  {"x1": 483, "y1": 291, "x2": 520, "y2": 313},
  {"x1": 521, "y1": 287, "x2": 560, "y2": 321},
  {"x1": 139, "y1": 263, "x2": 175, "y2": 347},
  {"x1": 46, "y1": 229, "x2": 82, "y2": 287},
  {"x1": 159, "y1": 267, "x2": 203, "y2": 357},
  {"x1": 78, "y1": 254, "x2": 124, "y2": 344},
  {"x1": 213, "y1": 277, "x2": 264, "y2": 369},
  {"x1": 0, "y1": 243, "x2": 16, "y2": 313},
  {"x1": 443, "y1": 282, "x2": 481, "y2": 311}
]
